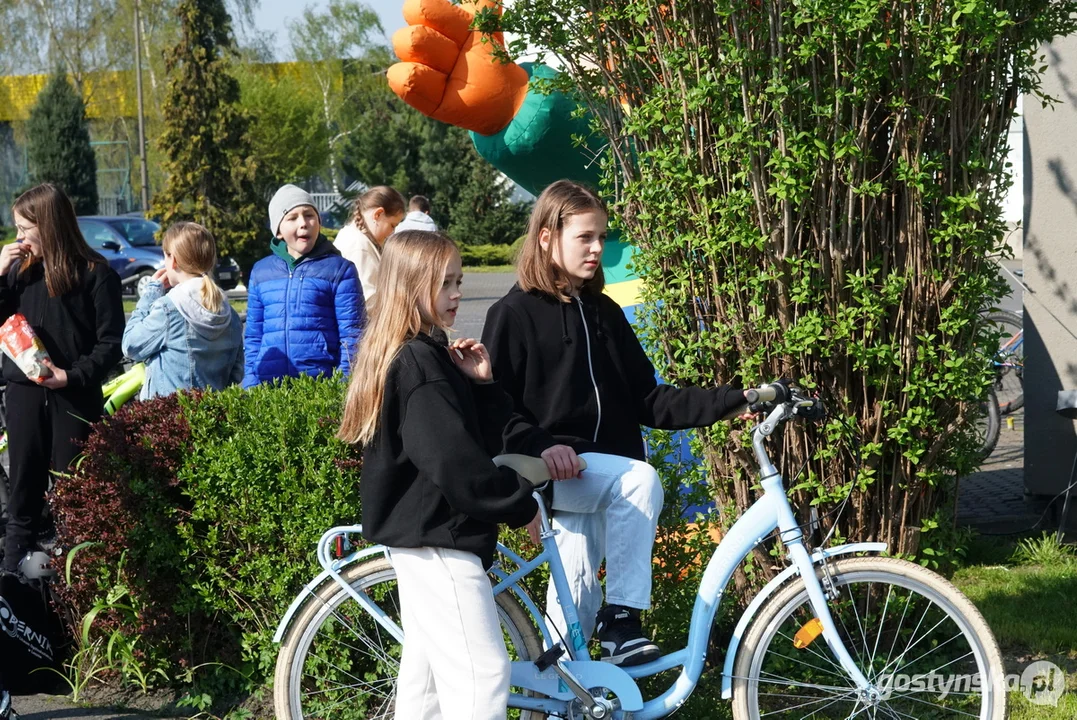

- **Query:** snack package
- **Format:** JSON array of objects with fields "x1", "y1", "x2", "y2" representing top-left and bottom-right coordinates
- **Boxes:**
[{"x1": 0, "y1": 313, "x2": 53, "y2": 380}]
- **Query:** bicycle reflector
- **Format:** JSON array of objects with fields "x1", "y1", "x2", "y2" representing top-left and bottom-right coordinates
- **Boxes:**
[{"x1": 793, "y1": 618, "x2": 824, "y2": 649}]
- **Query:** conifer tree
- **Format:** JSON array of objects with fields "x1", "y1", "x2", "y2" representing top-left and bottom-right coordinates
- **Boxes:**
[
  {"x1": 152, "y1": 0, "x2": 263, "y2": 266},
  {"x1": 25, "y1": 71, "x2": 98, "y2": 214}
]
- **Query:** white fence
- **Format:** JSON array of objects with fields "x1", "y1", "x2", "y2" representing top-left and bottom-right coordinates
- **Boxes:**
[{"x1": 311, "y1": 193, "x2": 345, "y2": 213}]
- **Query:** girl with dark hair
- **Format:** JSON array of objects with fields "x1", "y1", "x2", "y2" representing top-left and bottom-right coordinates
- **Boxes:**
[{"x1": 0, "y1": 184, "x2": 124, "y2": 573}]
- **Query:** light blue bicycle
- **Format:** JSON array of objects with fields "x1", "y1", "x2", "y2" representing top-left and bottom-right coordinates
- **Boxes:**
[{"x1": 273, "y1": 384, "x2": 1005, "y2": 719}]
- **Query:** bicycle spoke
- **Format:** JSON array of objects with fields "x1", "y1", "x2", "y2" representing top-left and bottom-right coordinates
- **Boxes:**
[
  {"x1": 891, "y1": 634, "x2": 973, "y2": 681},
  {"x1": 774, "y1": 628, "x2": 853, "y2": 681},
  {"x1": 758, "y1": 688, "x2": 860, "y2": 716},
  {"x1": 874, "y1": 613, "x2": 952, "y2": 681},
  {"x1": 879, "y1": 589, "x2": 915, "y2": 682},
  {"x1": 885, "y1": 689, "x2": 982, "y2": 717},
  {"x1": 869, "y1": 585, "x2": 895, "y2": 675},
  {"x1": 754, "y1": 672, "x2": 858, "y2": 693},
  {"x1": 300, "y1": 672, "x2": 398, "y2": 696}
]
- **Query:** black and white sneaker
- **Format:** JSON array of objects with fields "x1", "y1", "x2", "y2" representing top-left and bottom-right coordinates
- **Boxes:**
[
  {"x1": 596, "y1": 604, "x2": 661, "y2": 666},
  {"x1": 0, "y1": 689, "x2": 17, "y2": 719}
]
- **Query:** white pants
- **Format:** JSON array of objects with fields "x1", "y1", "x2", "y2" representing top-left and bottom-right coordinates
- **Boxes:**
[
  {"x1": 544, "y1": 453, "x2": 664, "y2": 643},
  {"x1": 391, "y1": 547, "x2": 511, "y2": 720}
]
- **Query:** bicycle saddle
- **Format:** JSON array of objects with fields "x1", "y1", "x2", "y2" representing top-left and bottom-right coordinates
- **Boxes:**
[{"x1": 493, "y1": 454, "x2": 588, "y2": 486}]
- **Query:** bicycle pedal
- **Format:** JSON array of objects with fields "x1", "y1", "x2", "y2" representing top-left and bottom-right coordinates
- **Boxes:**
[{"x1": 534, "y1": 643, "x2": 566, "y2": 672}]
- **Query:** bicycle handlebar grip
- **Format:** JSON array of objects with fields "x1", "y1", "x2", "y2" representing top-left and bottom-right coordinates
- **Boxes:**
[
  {"x1": 745, "y1": 382, "x2": 792, "y2": 405},
  {"x1": 746, "y1": 385, "x2": 776, "y2": 404}
]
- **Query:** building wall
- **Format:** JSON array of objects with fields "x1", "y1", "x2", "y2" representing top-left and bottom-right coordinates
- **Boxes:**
[{"x1": 1022, "y1": 34, "x2": 1077, "y2": 496}]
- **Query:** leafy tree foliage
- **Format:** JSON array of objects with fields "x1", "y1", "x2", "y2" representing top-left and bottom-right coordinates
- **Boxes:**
[
  {"x1": 151, "y1": 0, "x2": 264, "y2": 268},
  {"x1": 25, "y1": 70, "x2": 98, "y2": 214},
  {"x1": 235, "y1": 65, "x2": 331, "y2": 200},
  {"x1": 288, "y1": 0, "x2": 389, "y2": 192}
]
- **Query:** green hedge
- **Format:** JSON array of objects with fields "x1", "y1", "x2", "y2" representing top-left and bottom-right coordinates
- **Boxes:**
[
  {"x1": 53, "y1": 375, "x2": 361, "y2": 697},
  {"x1": 458, "y1": 242, "x2": 516, "y2": 266}
]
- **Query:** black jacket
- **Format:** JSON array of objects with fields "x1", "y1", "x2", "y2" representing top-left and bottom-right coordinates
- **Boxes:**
[
  {"x1": 482, "y1": 285, "x2": 746, "y2": 461},
  {"x1": 360, "y1": 333, "x2": 538, "y2": 568},
  {"x1": 0, "y1": 259, "x2": 124, "y2": 392}
]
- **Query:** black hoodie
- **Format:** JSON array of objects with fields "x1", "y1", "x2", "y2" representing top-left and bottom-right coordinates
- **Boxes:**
[
  {"x1": 482, "y1": 285, "x2": 746, "y2": 461},
  {"x1": 360, "y1": 332, "x2": 538, "y2": 568},
  {"x1": 0, "y1": 259, "x2": 124, "y2": 392}
]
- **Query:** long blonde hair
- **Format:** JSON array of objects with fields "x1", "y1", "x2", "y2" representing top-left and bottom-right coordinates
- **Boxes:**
[
  {"x1": 161, "y1": 222, "x2": 225, "y2": 313},
  {"x1": 517, "y1": 179, "x2": 607, "y2": 300},
  {"x1": 338, "y1": 231, "x2": 460, "y2": 445}
]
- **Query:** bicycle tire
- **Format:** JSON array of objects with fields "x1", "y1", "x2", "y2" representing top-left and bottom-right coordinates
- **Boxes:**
[
  {"x1": 731, "y1": 556, "x2": 1006, "y2": 720},
  {"x1": 983, "y1": 310, "x2": 1024, "y2": 414},
  {"x1": 273, "y1": 556, "x2": 546, "y2": 720},
  {"x1": 975, "y1": 386, "x2": 1002, "y2": 460}
]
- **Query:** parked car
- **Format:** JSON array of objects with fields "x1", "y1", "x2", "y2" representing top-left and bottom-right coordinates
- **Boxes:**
[{"x1": 76, "y1": 216, "x2": 243, "y2": 297}]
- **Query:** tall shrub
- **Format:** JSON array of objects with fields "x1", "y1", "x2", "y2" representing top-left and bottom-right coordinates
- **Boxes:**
[
  {"x1": 151, "y1": 0, "x2": 264, "y2": 269},
  {"x1": 497, "y1": 0, "x2": 1077, "y2": 566},
  {"x1": 52, "y1": 376, "x2": 361, "y2": 683},
  {"x1": 25, "y1": 70, "x2": 98, "y2": 214}
]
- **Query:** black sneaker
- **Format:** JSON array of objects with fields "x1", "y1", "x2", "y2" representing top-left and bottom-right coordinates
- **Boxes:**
[{"x1": 596, "y1": 604, "x2": 661, "y2": 666}]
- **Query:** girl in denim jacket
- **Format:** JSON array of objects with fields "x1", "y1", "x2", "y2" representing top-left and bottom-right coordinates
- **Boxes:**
[{"x1": 122, "y1": 222, "x2": 243, "y2": 398}]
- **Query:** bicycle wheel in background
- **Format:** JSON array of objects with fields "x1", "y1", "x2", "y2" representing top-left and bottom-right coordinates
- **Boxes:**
[
  {"x1": 977, "y1": 387, "x2": 1002, "y2": 460},
  {"x1": 983, "y1": 310, "x2": 1024, "y2": 414},
  {"x1": 732, "y1": 556, "x2": 1006, "y2": 720},
  {"x1": 273, "y1": 556, "x2": 546, "y2": 720}
]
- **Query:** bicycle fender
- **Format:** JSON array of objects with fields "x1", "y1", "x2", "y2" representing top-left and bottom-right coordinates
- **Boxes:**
[
  {"x1": 272, "y1": 544, "x2": 390, "y2": 643},
  {"x1": 719, "y1": 542, "x2": 887, "y2": 699},
  {"x1": 510, "y1": 659, "x2": 644, "y2": 710}
]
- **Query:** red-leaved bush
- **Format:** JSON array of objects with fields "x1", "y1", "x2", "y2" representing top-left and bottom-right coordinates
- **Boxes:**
[{"x1": 50, "y1": 392, "x2": 201, "y2": 663}]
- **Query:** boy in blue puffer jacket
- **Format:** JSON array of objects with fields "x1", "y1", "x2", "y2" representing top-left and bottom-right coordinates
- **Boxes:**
[{"x1": 242, "y1": 184, "x2": 364, "y2": 388}]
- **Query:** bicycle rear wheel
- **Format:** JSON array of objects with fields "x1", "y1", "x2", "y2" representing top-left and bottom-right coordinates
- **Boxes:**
[
  {"x1": 732, "y1": 556, "x2": 1005, "y2": 720},
  {"x1": 273, "y1": 556, "x2": 546, "y2": 720},
  {"x1": 983, "y1": 310, "x2": 1024, "y2": 414}
]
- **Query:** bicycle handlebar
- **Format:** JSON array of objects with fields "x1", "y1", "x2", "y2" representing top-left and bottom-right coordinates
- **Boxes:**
[
  {"x1": 747, "y1": 382, "x2": 826, "y2": 422},
  {"x1": 745, "y1": 382, "x2": 791, "y2": 405}
]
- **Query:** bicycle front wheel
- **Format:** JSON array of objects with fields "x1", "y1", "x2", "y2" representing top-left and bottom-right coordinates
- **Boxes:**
[
  {"x1": 732, "y1": 556, "x2": 1005, "y2": 720},
  {"x1": 273, "y1": 555, "x2": 546, "y2": 720}
]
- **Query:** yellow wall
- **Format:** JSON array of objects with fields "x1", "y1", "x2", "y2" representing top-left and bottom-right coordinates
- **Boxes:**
[{"x1": 0, "y1": 62, "x2": 329, "y2": 123}]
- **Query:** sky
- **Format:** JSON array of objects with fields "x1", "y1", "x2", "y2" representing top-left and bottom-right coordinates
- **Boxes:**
[{"x1": 251, "y1": 0, "x2": 407, "y2": 57}]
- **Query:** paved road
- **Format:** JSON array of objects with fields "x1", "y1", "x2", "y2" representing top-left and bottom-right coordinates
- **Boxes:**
[{"x1": 453, "y1": 272, "x2": 516, "y2": 339}]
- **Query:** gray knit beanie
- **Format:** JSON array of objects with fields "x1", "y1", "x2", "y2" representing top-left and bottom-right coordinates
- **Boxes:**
[{"x1": 268, "y1": 184, "x2": 316, "y2": 236}]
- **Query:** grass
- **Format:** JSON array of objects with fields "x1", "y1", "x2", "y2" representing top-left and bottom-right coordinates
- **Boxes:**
[
  {"x1": 463, "y1": 264, "x2": 515, "y2": 274},
  {"x1": 951, "y1": 532, "x2": 1077, "y2": 717},
  {"x1": 123, "y1": 298, "x2": 247, "y2": 314}
]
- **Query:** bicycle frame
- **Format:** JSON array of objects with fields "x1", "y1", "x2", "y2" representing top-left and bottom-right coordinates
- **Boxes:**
[
  {"x1": 275, "y1": 401, "x2": 887, "y2": 718},
  {"x1": 993, "y1": 330, "x2": 1023, "y2": 368}
]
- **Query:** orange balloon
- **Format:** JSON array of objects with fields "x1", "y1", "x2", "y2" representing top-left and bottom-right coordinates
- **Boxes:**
[{"x1": 388, "y1": 0, "x2": 529, "y2": 136}]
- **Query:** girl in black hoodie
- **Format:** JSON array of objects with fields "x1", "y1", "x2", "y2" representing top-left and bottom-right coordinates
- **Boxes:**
[
  {"x1": 0, "y1": 184, "x2": 124, "y2": 574},
  {"x1": 482, "y1": 181, "x2": 748, "y2": 667},
  {"x1": 337, "y1": 231, "x2": 537, "y2": 719}
]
